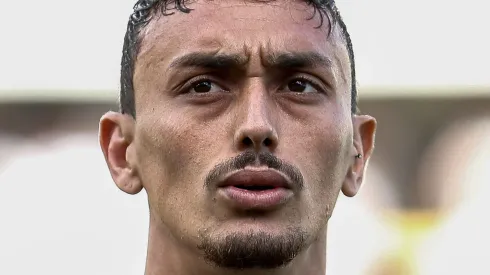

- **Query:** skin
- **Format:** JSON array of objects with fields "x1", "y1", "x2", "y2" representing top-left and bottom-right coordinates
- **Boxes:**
[{"x1": 99, "y1": 1, "x2": 376, "y2": 275}]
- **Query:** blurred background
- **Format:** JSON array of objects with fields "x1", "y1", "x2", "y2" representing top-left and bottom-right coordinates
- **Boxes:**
[{"x1": 0, "y1": 0, "x2": 489, "y2": 274}]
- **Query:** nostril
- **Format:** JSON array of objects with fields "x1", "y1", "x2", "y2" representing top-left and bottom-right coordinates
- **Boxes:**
[
  {"x1": 239, "y1": 136, "x2": 276, "y2": 149},
  {"x1": 263, "y1": 138, "x2": 272, "y2": 147},
  {"x1": 242, "y1": 137, "x2": 253, "y2": 147}
]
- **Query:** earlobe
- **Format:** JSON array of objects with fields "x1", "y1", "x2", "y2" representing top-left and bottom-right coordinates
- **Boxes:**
[
  {"x1": 341, "y1": 154, "x2": 363, "y2": 197},
  {"x1": 99, "y1": 111, "x2": 143, "y2": 195},
  {"x1": 341, "y1": 115, "x2": 377, "y2": 197}
]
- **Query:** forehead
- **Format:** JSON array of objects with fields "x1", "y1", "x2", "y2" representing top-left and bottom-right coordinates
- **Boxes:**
[{"x1": 135, "y1": 0, "x2": 349, "y2": 80}]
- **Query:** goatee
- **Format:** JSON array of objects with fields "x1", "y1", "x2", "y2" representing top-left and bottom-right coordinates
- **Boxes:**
[{"x1": 198, "y1": 228, "x2": 308, "y2": 269}]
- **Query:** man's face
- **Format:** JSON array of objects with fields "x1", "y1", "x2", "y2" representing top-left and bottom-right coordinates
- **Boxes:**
[{"x1": 101, "y1": 0, "x2": 375, "y2": 270}]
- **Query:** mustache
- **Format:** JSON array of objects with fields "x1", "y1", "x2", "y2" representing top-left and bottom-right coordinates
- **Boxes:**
[{"x1": 205, "y1": 151, "x2": 304, "y2": 190}]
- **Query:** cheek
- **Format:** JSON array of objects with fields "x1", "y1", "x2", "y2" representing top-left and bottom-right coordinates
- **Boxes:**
[
  {"x1": 292, "y1": 114, "x2": 352, "y2": 204},
  {"x1": 134, "y1": 116, "x2": 222, "y2": 239},
  {"x1": 135, "y1": 110, "x2": 235, "y2": 226},
  {"x1": 135, "y1": 114, "x2": 214, "y2": 206}
]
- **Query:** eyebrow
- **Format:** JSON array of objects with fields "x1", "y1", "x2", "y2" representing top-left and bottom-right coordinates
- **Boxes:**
[
  {"x1": 263, "y1": 51, "x2": 333, "y2": 70},
  {"x1": 169, "y1": 52, "x2": 249, "y2": 69},
  {"x1": 167, "y1": 51, "x2": 333, "y2": 73}
]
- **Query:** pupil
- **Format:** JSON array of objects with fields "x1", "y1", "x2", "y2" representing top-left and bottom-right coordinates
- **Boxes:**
[
  {"x1": 288, "y1": 80, "x2": 306, "y2": 92},
  {"x1": 194, "y1": 81, "x2": 212, "y2": 93}
]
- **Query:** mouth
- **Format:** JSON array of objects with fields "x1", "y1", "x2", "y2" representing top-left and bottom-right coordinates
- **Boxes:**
[
  {"x1": 233, "y1": 184, "x2": 279, "y2": 191},
  {"x1": 216, "y1": 169, "x2": 294, "y2": 210}
]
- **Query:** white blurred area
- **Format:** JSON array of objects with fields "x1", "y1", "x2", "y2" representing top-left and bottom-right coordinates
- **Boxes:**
[
  {"x1": 417, "y1": 118, "x2": 490, "y2": 275},
  {"x1": 0, "y1": 0, "x2": 489, "y2": 274},
  {"x1": 0, "y1": 133, "x2": 149, "y2": 274}
]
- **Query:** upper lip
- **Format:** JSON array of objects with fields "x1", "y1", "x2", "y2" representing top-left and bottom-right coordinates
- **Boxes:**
[{"x1": 217, "y1": 168, "x2": 293, "y2": 189}]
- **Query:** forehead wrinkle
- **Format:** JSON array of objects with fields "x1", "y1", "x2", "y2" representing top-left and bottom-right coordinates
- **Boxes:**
[
  {"x1": 134, "y1": 0, "x2": 350, "y2": 85},
  {"x1": 136, "y1": 0, "x2": 325, "y2": 59}
]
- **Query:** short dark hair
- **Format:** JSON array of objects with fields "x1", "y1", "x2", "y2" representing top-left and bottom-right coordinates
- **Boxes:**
[{"x1": 120, "y1": 0, "x2": 358, "y2": 117}]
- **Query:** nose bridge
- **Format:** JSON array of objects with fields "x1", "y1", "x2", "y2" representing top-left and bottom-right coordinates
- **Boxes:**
[
  {"x1": 245, "y1": 87, "x2": 269, "y2": 126},
  {"x1": 234, "y1": 81, "x2": 278, "y2": 151}
]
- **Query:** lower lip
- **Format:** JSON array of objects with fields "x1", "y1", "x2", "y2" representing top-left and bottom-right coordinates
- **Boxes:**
[{"x1": 218, "y1": 186, "x2": 293, "y2": 210}]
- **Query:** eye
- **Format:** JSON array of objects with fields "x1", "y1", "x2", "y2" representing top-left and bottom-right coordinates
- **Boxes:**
[
  {"x1": 281, "y1": 77, "x2": 321, "y2": 94},
  {"x1": 189, "y1": 79, "x2": 227, "y2": 94}
]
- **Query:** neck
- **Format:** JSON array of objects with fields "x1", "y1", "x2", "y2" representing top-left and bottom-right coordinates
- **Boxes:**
[{"x1": 144, "y1": 220, "x2": 328, "y2": 275}]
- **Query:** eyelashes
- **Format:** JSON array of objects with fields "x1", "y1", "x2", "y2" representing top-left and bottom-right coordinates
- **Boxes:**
[
  {"x1": 278, "y1": 76, "x2": 325, "y2": 94},
  {"x1": 180, "y1": 74, "x2": 329, "y2": 96},
  {"x1": 185, "y1": 77, "x2": 229, "y2": 94}
]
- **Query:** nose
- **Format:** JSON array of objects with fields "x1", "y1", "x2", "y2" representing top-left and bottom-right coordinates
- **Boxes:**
[{"x1": 233, "y1": 91, "x2": 279, "y2": 152}]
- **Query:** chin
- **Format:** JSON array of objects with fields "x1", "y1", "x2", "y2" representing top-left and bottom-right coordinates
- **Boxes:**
[{"x1": 197, "y1": 225, "x2": 309, "y2": 270}]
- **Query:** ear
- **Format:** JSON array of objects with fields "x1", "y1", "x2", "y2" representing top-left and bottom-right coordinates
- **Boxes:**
[
  {"x1": 342, "y1": 115, "x2": 377, "y2": 197},
  {"x1": 99, "y1": 111, "x2": 143, "y2": 195}
]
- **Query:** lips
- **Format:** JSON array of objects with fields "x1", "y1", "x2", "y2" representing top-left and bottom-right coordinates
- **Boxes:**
[{"x1": 217, "y1": 169, "x2": 294, "y2": 210}]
